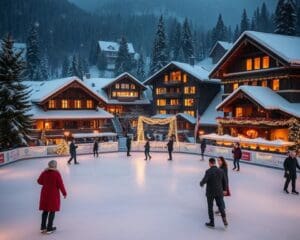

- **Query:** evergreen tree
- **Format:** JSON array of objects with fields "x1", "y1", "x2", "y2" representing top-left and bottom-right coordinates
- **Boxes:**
[
  {"x1": 260, "y1": 2, "x2": 270, "y2": 32},
  {"x1": 26, "y1": 24, "x2": 42, "y2": 80},
  {"x1": 0, "y1": 35, "x2": 32, "y2": 147},
  {"x1": 69, "y1": 54, "x2": 80, "y2": 78},
  {"x1": 297, "y1": 5, "x2": 300, "y2": 35},
  {"x1": 274, "y1": 0, "x2": 297, "y2": 35},
  {"x1": 212, "y1": 14, "x2": 227, "y2": 44},
  {"x1": 97, "y1": 51, "x2": 107, "y2": 71},
  {"x1": 61, "y1": 56, "x2": 70, "y2": 77},
  {"x1": 169, "y1": 21, "x2": 182, "y2": 61},
  {"x1": 181, "y1": 18, "x2": 194, "y2": 63},
  {"x1": 150, "y1": 15, "x2": 168, "y2": 74},
  {"x1": 88, "y1": 40, "x2": 97, "y2": 65},
  {"x1": 233, "y1": 25, "x2": 240, "y2": 41},
  {"x1": 77, "y1": 56, "x2": 84, "y2": 79},
  {"x1": 40, "y1": 53, "x2": 49, "y2": 80},
  {"x1": 136, "y1": 53, "x2": 145, "y2": 81},
  {"x1": 240, "y1": 9, "x2": 250, "y2": 34},
  {"x1": 115, "y1": 36, "x2": 133, "y2": 75}
]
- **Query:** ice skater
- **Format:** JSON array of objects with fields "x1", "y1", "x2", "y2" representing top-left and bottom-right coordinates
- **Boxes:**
[
  {"x1": 200, "y1": 158, "x2": 228, "y2": 228},
  {"x1": 200, "y1": 139, "x2": 206, "y2": 161},
  {"x1": 68, "y1": 139, "x2": 79, "y2": 164},
  {"x1": 126, "y1": 134, "x2": 132, "y2": 157},
  {"x1": 167, "y1": 137, "x2": 174, "y2": 161},
  {"x1": 232, "y1": 142, "x2": 242, "y2": 171},
  {"x1": 37, "y1": 160, "x2": 67, "y2": 234},
  {"x1": 144, "y1": 139, "x2": 151, "y2": 160},
  {"x1": 93, "y1": 139, "x2": 99, "y2": 158},
  {"x1": 283, "y1": 150, "x2": 300, "y2": 194}
]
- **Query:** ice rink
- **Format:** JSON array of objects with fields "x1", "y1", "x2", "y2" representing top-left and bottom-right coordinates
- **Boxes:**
[{"x1": 0, "y1": 152, "x2": 299, "y2": 240}]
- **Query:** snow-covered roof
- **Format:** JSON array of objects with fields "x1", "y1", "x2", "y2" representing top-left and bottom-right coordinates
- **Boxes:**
[
  {"x1": 28, "y1": 106, "x2": 113, "y2": 120},
  {"x1": 209, "y1": 41, "x2": 233, "y2": 56},
  {"x1": 98, "y1": 41, "x2": 135, "y2": 54},
  {"x1": 101, "y1": 72, "x2": 146, "y2": 89},
  {"x1": 200, "y1": 89, "x2": 223, "y2": 125},
  {"x1": 144, "y1": 61, "x2": 220, "y2": 85},
  {"x1": 217, "y1": 86, "x2": 300, "y2": 118},
  {"x1": 198, "y1": 57, "x2": 215, "y2": 71}
]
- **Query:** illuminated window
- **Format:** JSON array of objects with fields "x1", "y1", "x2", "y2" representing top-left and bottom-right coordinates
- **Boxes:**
[
  {"x1": 157, "y1": 99, "x2": 166, "y2": 106},
  {"x1": 252, "y1": 81, "x2": 257, "y2": 86},
  {"x1": 86, "y1": 100, "x2": 93, "y2": 109},
  {"x1": 261, "y1": 80, "x2": 268, "y2": 87},
  {"x1": 48, "y1": 100, "x2": 55, "y2": 109},
  {"x1": 254, "y1": 57, "x2": 261, "y2": 70},
  {"x1": 170, "y1": 71, "x2": 181, "y2": 81},
  {"x1": 156, "y1": 88, "x2": 166, "y2": 95},
  {"x1": 164, "y1": 75, "x2": 169, "y2": 83},
  {"x1": 45, "y1": 121, "x2": 51, "y2": 129},
  {"x1": 74, "y1": 100, "x2": 81, "y2": 109},
  {"x1": 262, "y1": 56, "x2": 270, "y2": 69},
  {"x1": 184, "y1": 86, "x2": 196, "y2": 94},
  {"x1": 159, "y1": 110, "x2": 166, "y2": 114},
  {"x1": 183, "y1": 74, "x2": 188, "y2": 83},
  {"x1": 61, "y1": 100, "x2": 68, "y2": 109},
  {"x1": 115, "y1": 83, "x2": 120, "y2": 89},
  {"x1": 131, "y1": 84, "x2": 136, "y2": 90},
  {"x1": 272, "y1": 79, "x2": 280, "y2": 91},
  {"x1": 246, "y1": 59, "x2": 252, "y2": 71},
  {"x1": 112, "y1": 91, "x2": 138, "y2": 97},
  {"x1": 170, "y1": 99, "x2": 179, "y2": 105},
  {"x1": 184, "y1": 99, "x2": 194, "y2": 106},
  {"x1": 236, "y1": 107, "x2": 243, "y2": 117},
  {"x1": 121, "y1": 83, "x2": 130, "y2": 89},
  {"x1": 233, "y1": 83, "x2": 239, "y2": 90},
  {"x1": 184, "y1": 110, "x2": 195, "y2": 117}
]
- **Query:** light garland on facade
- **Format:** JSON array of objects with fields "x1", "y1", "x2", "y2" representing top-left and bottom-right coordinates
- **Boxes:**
[
  {"x1": 217, "y1": 117, "x2": 294, "y2": 127},
  {"x1": 56, "y1": 140, "x2": 69, "y2": 155}
]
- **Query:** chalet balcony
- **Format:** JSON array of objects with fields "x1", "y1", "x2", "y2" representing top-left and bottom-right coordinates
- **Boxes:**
[
  {"x1": 163, "y1": 80, "x2": 182, "y2": 85},
  {"x1": 163, "y1": 104, "x2": 182, "y2": 110},
  {"x1": 216, "y1": 117, "x2": 290, "y2": 127},
  {"x1": 160, "y1": 92, "x2": 182, "y2": 98}
]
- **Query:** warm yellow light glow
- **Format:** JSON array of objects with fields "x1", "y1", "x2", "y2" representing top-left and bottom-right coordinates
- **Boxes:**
[
  {"x1": 235, "y1": 107, "x2": 243, "y2": 117},
  {"x1": 45, "y1": 122, "x2": 51, "y2": 129},
  {"x1": 261, "y1": 80, "x2": 268, "y2": 87},
  {"x1": 157, "y1": 99, "x2": 166, "y2": 106},
  {"x1": 184, "y1": 99, "x2": 194, "y2": 106},
  {"x1": 272, "y1": 79, "x2": 280, "y2": 91},
  {"x1": 184, "y1": 86, "x2": 196, "y2": 94},
  {"x1": 164, "y1": 74, "x2": 169, "y2": 82},
  {"x1": 233, "y1": 83, "x2": 239, "y2": 90},
  {"x1": 183, "y1": 74, "x2": 188, "y2": 83},
  {"x1": 254, "y1": 57, "x2": 261, "y2": 70},
  {"x1": 184, "y1": 110, "x2": 195, "y2": 117},
  {"x1": 74, "y1": 100, "x2": 81, "y2": 109},
  {"x1": 156, "y1": 88, "x2": 166, "y2": 95},
  {"x1": 262, "y1": 56, "x2": 270, "y2": 69},
  {"x1": 61, "y1": 99, "x2": 68, "y2": 109},
  {"x1": 48, "y1": 100, "x2": 55, "y2": 109},
  {"x1": 112, "y1": 91, "x2": 138, "y2": 97},
  {"x1": 64, "y1": 131, "x2": 70, "y2": 137},
  {"x1": 170, "y1": 71, "x2": 181, "y2": 81},
  {"x1": 246, "y1": 58, "x2": 252, "y2": 71},
  {"x1": 86, "y1": 100, "x2": 93, "y2": 109},
  {"x1": 158, "y1": 110, "x2": 166, "y2": 114},
  {"x1": 170, "y1": 99, "x2": 179, "y2": 105}
]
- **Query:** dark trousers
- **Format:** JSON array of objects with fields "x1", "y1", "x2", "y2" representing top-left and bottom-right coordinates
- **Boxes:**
[
  {"x1": 168, "y1": 150, "x2": 172, "y2": 160},
  {"x1": 201, "y1": 150, "x2": 205, "y2": 160},
  {"x1": 93, "y1": 149, "x2": 98, "y2": 157},
  {"x1": 41, "y1": 211, "x2": 55, "y2": 230},
  {"x1": 145, "y1": 150, "x2": 151, "y2": 160},
  {"x1": 233, "y1": 158, "x2": 240, "y2": 170},
  {"x1": 68, "y1": 153, "x2": 77, "y2": 163},
  {"x1": 207, "y1": 196, "x2": 226, "y2": 223},
  {"x1": 284, "y1": 176, "x2": 296, "y2": 191},
  {"x1": 127, "y1": 146, "x2": 131, "y2": 156}
]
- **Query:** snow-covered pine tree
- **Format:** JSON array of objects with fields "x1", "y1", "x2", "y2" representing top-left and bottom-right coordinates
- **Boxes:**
[
  {"x1": 61, "y1": 56, "x2": 70, "y2": 77},
  {"x1": 136, "y1": 53, "x2": 145, "y2": 81},
  {"x1": 68, "y1": 54, "x2": 80, "y2": 78},
  {"x1": 233, "y1": 25, "x2": 240, "y2": 42},
  {"x1": 240, "y1": 9, "x2": 250, "y2": 34},
  {"x1": 0, "y1": 35, "x2": 32, "y2": 148},
  {"x1": 40, "y1": 53, "x2": 49, "y2": 80},
  {"x1": 115, "y1": 36, "x2": 133, "y2": 76},
  {"x1": 150, "y1": 15, "x2": 168, "y2": 74},
  {"x1": 181, "y1": 18, "x2": 194, "y2": 63},
  {"x1": 212, "y1": 14, "x2": 227, "y2": 44},
  {"x1": 97, "y1": 51, "x2": 107, "y2": 71},
  {"x1": 26, "y1": 24, "x2": 42, "y2": 80},
  {"x1": 77, "y1": 56, "x2": 84, "y2": 80},
  {"x1": 274, "y1": 0, "x2": 297, "y2": 35}
]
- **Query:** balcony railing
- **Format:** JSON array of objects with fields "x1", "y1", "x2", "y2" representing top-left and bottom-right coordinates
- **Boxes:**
[{"x1": 163, "y1": 80, "x2": 181, "y2": 85}]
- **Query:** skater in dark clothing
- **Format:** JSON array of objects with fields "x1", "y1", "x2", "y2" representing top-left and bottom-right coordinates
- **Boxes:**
[
  {"x1": 144, "y1": 139, "x2": 151, "y2": 160},
  {"x1": 167, "y1": 137, "x2": 174, "y2": 160},
  {"x1": 284, "y1": 150, "x2": 300, "y2": 194},
  {"x1": 68, "y1": 139, "x2": 78, "y2": 164},
  {"x1": 126, "y1": 135, "x2": 132, "y2": 156},
  {"x1": 200, "y1": 158, "x2": 228, "y2": 228},
  {"x1": 38, "y1": 160, "x2": 67, "y2": 234},
  {"x1": 93, "y1": 139, "x2": 99, "y2": 157},
  {"x1": 232, "y1": 142, "x2": 242, "y2": 171},
  {"x1": 200, "y1": 139, "x2": 207, "y2": 161}
]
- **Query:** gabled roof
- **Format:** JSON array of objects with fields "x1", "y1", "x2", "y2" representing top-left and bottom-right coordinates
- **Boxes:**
[
  {"x1": 209, "y1": 41, "x2": 233, "y2": 56},
  {"x1": 144, "y1": 61, "x2": 220, "y2": 85},
  {"x1": 200, "y1": 89, "x2": 223, "y2": 125},
  {"x1": 24, "y1": 77, "x2": 105, "y2": 103},
  {"x1": 98, "y1": 41, "x2": 135, "y2": 54},
  {"x1": 101, "y1": 72, "x2": 146, "y2": 90},
  {"x1": 210, "y1": 31, "x2": 300, "y2": 78},
  {"x1": 216, "y1": 86, "x2": 300, "y2": 118}
]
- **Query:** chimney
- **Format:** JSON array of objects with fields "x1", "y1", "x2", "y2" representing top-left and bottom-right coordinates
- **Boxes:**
[{"x1": 189, "y1": 56, "x2": 195, "y2": 66}]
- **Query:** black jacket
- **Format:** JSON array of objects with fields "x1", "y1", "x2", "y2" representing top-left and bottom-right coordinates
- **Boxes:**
[
  {"x1": 69, "y1": 142, "x2": 77, "y2": 155},
  {"x1": 200, "y1": 166, "x2": 227, "y2": 197},
  {"x1": 93, "y1": 141, "x2": 99, "y2": 150},
  {"x1": 284, "y1": 156, "x2": 300, "y2": 179},
  {"x1": 144, "y1": 141, "x2": 150, "y2": 151},
  {"x1": 232, "y1": 147, "x2": 242, "y2": 159},
  {"x1": 126, "y1": 137, "x2": 131, "y2": 147},
  {"x1": 220, "y1": 165, "x2": 229, "y2": 188},
  {"x1": 167, "y1": 140, "x2": 174, "y2": 151},
  {"x1": 200, "y1": 141, "x2": 206, "y2": 151}
]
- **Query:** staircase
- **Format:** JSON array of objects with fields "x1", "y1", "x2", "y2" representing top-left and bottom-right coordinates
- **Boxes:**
[
  {"x1": 118, "y1": 136, "x2": 127, "y2": 152},
  {"x1": 112, "y1": 117, "x2": 123, "y2": 137}
]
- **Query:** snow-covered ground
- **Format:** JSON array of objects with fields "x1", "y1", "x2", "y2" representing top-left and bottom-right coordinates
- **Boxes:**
[{"x1": 0, "y1": 152, "x2": 299, "y2": 240}]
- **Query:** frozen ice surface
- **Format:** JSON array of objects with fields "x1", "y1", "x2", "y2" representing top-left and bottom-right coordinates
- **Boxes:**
[{"x1": 0, "y1": 152, "x2": 299, "y2": 240}]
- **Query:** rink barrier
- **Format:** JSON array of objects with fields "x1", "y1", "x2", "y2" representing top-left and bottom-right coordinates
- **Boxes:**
[{"x1": 0, "y1": 141, "x2": 287, "y2": 169}]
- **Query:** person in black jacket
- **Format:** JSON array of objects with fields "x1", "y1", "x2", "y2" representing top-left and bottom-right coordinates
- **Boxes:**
[
  {"x1": 93, "y1": 139, "x2": 99, "y2": 158},
  {"x1": 200, "y1": 158, "x2": 228, "y2": 228},
  {"x1": 68, "y1": 139, "x2": 78, "y2": 165},
  {"x1": 144, "y1": 139, "x2": 151, "y2": 161},
  {"x1": 167, "y1": 137, "x2": 174, "y2": 161},
  {"x1": 284, "y1": 150, "x2": 300, "y2": 194},
  {"x1": 126, "y1": 135, "x2": 132, "y2": 157},
  {"x1": 200, "y1": 139, "x2": 207, "y2": 161},
  {"x1": 232, "y1": 142, "x2": 242, "y2": 171}
]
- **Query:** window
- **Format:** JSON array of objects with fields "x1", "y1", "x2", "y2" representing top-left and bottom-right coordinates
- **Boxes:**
[
  {"x1": 252, "y1": 81, "x2": 257, "y2": 86},
  {"x1": 48, "y1": 100, "x2": 55, "y2": 109},
  {"x1": 159, "y1": 110, "x2": 167, "y2": 114},
  {"x1": 261, "y1": 80, "x2": 268, "y2": 87},
  {"x1": 184, "y1": 99, "x2": 194, "y2": 106},
  {"x1": 170, "y1": 71, "x2": 181, "y2": 81},
  {"x1": 170, "y1": 99, "x2": 179, "y2": 105},
  {"x1": 272, "y1": 79, "x2": 280, "y2": 91},
  {"x1": 236, "y1": 107, "x2": 243, "y2": 117},
  {"x1": 246, "y1": 58, "x2": 252, "y2": 71},
  {"x1": 164, "y1": 75, "x2": 169, "y2": 83},
  {"x1": 233, "y1": 83, "x2": 239, "y2": 90},
  {"x1": 184, "y1": 110, "x2": 195, "y2": 117},
  {"x1": 254, "y1": 57, "x2": 261, "y2": 70},
  {"x1": 157, "y1": 99, "x2": 166, "y2": 106},
  {"x1": 61, "y1": 100, "x2": 68, "y2": 109},
  {"x1": 156, "y1": 88, "x2": 166, "y2": 95},
  {"x1": 86, "y1": 100, "x2": 93, "y2": 109},
  {"x1": 262, "y1": 56, "x2": 270, "y2": 69},
  {"x1": 130, "y1": 84, "x2": 136, "y2": 90},
  {"x1": 183, "y1": 74, "x2": 188, "y2": 83},
  {"x1": 115, "y1": 83, "x2": 120, "y2": 89},
  {"x1": 121, "y1": 83, "x2": 130, "y2": 89},
  {"x1": 74, "y1": 100, "x2": 81, "y2": 109},
  {"x1": 184, "y1": 86, "x2": 196, "y2": 94},
  {"x1": 112, "y1": 91, "x2": 138, "y2": 97}
]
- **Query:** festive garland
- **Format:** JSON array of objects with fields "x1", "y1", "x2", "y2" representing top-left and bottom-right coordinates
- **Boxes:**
[
  {"x1": 56, "y1": 140, "x2": 69, "y2": 155},
  {"x1": 217, "y1": 117, "x2": 294, "y2": 126}
]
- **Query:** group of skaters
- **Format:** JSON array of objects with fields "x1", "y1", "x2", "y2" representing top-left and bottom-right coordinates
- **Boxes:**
[{"x1": 36, "y1": 137, "x2": 300, "y2": 234}]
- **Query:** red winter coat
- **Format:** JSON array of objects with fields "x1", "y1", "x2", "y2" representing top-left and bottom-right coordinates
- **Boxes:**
[{"x1": 37, "y1": 169, "x2": 67, "y2": 212}]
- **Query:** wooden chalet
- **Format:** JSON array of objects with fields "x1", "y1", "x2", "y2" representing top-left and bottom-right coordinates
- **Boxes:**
[{"x1": 209, "y1": 41, "x2": 233, "y2": 64}]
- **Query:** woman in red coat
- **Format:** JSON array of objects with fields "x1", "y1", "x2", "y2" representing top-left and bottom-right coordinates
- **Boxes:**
[{"x1": 37, "y1": 160, "x2": 67, "y2": 234}]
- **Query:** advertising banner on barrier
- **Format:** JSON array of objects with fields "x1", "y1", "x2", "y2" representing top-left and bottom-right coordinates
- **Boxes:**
[
  {"x1": 0, "y1": 153, "x2": 5, "y2": 164},
  {"x1": 242, "y1": 151, "x2": 251, "y2": 161}
]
